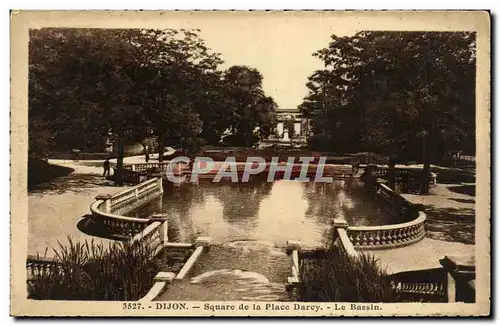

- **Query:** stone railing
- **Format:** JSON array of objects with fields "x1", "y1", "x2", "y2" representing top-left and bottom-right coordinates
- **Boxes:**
[
  {"x1": 90, "y1": 178, "x2": 164, "y2": 237},
  {"x1": 285, "y1": 240, "x2": 301, "y2": 290},
  {"x1": 26, "y1": 217, "x2": 170, "y2": 286},
  {"x1": 332, "y1": 219, "x2": 360, "y2": 258},
  {"x1": 363, "y1": 165, "x2": 437, "y2": 187},
  {"x1": 344, "y1": 183, "x2": 426, "y2": 249},
  {"x1": 119, "y1": 162, "x2": 186, "y2": 184},
  {"x1": 124, "y1": 162, "x2": 170, "y2": 173},
  {"x1": 139, "y1": 237, "x2": 211, "y2": 302},
  {"x1": 26, "y1": 255, "x2": 63, "y2": 283},
  {"x1": 388, "y1": 267, "x2": 447, "y2": 302},
  {"x1": 387, "y1": 255, "x2": 475, "y2": 303},
  {"x1": 129, "y1": 216, "x2": 169, "y2": 257},
  {"x1": 347, "y1": 212, "x2": 426, "y2": 249}
]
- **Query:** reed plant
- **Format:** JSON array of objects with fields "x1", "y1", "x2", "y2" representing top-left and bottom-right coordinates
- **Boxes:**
[
  {"x1": 298, "y1": 246, "x2": 395, "y2": 302},
  {"x1": 28, "y1": 237, "x2": 160, "y2": 300}
]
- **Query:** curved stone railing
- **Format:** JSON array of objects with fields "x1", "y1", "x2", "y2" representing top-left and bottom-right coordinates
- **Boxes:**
[
  {"x1": 345, "y1": 182, "x2": 426, "y2": 249},
  {"x1": 329, "y1": 182, "x2": 427, "y2": 250},
  {"x1": 90, "y1": 178, "x2": 164, "y2": 237},
  {"x1": 347, "y1": 212, "x2": 426, "y2": 249}
]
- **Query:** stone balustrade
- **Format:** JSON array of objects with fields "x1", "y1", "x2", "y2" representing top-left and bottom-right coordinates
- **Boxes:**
[
  {"x1": 26, "y1": 255, "x2": 63, "y2": 282},
  {"x1": 26, "y1": 217, "x2": 170, "y2": 285},
  {"x1": 332, "y1": 219, "x2": 359, "y2": 258},
  {"x1": 129, "y1": 217, "x2": 168, "y2": 257},
  {"x1": 362, "y1": 165, "x2": 437, "y2": 187},
  {"x1": 387, "y1": 255, "x2": 475, "y2": 303},
  {"x1": 90, "y1": 178, "x2": 164, "y2": 237},
  {"x1": 347, "y1": 212, "x2": 426, "y2": 249},
  {"x1": 125, "y1": 162, "x2": 170, "y2": 173},
  {"x1": 342, "y1": 182, "x2": 427, "y2": 249},
  {"x1": 388, "y1": 267, "x2": 447, "y2": 302}
]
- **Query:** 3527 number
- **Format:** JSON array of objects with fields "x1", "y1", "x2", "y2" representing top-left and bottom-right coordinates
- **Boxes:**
[{"x1": 122, "y1": 302, "x2": 142, "y2": 310}]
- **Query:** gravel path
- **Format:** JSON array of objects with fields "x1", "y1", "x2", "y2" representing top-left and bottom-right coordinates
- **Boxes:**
[
  {"x1": 362, "y1": 183, "x2": 475, "y2": 274},
  {"x1": 28, "y1": 160, "x2": 129, "y2": 257}
]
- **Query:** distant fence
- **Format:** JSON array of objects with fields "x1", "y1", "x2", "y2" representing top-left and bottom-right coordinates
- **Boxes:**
[
  {"x1": 118, "y1": 162, "x2": 185, "y2": 184},
  {"x1": 367, "y1": 165, "x2": 437, "y2": 189}
]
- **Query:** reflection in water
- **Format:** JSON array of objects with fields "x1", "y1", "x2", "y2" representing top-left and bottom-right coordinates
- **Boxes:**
[{"x1": 150, "y1": 179, "x2": 392, "y2": 247}]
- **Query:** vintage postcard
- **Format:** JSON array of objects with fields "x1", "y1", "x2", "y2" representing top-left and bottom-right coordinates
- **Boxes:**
[{"x1": 10, "y1": 10, "x2": 490, "y2": 316}]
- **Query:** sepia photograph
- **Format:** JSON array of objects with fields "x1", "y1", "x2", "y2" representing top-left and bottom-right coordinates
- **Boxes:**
[{"x1": 10, "y1": 10, "x2": 490, "y2": 316}]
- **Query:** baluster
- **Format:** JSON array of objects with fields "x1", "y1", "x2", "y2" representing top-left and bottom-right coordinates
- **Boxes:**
[
  {"x1": 373, "y1": 231, "x2": 381, "y2": 245},
  {"x1": 386, "y1": 230, "x2": 394, "y2": 245},
  {"x1": 396, "y1": 229, "x2": 402, "y2": 243},
  {"x1": 361, "y1": 232, "x2": 368, "y2": 246},
  {"x1": 380, "y1": 230, "x2": 386, "y2": 245},
  {"x1": 367, "y1": 232, "x2": 374, "y2": 246},
  {"x1": 401, "y1": 227, "x2": 408, "y2": 243}
]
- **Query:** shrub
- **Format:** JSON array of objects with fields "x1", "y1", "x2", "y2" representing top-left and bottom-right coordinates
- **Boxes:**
[
  {"x1": 28, "y1": 238, "x2": 160, "y2": 301},
  {"x1": 298, "y1": 247, "x2": 395, "y2": 302}
]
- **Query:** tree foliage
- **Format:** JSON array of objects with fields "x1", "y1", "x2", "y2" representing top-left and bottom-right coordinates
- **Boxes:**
[
  {"x1": 29, "y1": 28, "x2": 277, "y2": 181},
  {"x1": 300, "y1": 31, "x2": 476, "y2": 193},
  {"x1": 301, "y1": 31, "x2": 475, "y2": 157}
]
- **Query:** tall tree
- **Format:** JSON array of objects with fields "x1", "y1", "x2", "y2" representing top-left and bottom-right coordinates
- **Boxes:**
[
  {"x1": 222, "y1": 65, "x2": 277, "y2": 147},
  {"x1": 300, "y1": 31, "x2": 476, "y2": 194}
]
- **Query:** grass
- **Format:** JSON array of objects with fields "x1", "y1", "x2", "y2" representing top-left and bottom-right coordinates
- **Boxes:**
[
  {"x1": 298, "y1": 247, "x2": 395, "y2": 302},
  {"x1": 28, "y1": 237, "x2": 160, "y2": 301}
]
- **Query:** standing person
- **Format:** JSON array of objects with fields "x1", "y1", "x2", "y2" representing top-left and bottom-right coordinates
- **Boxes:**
[
  {"x1": 145, "y1": 151, "x2": 150, "y2": 163},
  {"x1": 103, "y1": 158, "x2": 111, "y2": 177}
]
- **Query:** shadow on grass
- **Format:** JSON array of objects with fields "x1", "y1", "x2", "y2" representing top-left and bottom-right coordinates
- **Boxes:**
[
  {"x1": 76, "y1": 215, "x2": 129, "y2": 241},
  {"x1": 448, "y1": 184, "x2": 476, "y2": 196},
  {"x1": 451, "y1": 198, "x2": 475, "y2": 204},
  {"x1": 433, "y1": 168, "x2": 476, "y2": 184},
  {"x1": 28, "y1": 159, "x2": 75, "y2": 191},
  {"x1": 413, "y1": 204, "x2": 475, "y2": 245},
  {"x1": 29, "y1": 173, "x2": 116, "y2": 195}
]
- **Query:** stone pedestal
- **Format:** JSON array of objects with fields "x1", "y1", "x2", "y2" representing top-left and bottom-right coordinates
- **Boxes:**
[{"x1": 282, "y1": 130, "x2": 290, "y2": 142}]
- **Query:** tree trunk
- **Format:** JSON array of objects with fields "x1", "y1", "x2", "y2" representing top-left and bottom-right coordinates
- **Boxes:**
[
  {"x1": 158, "y1": 127, "x2": 165, "y2": 163},
  {"x1": 388, "y1": 158, "x2": 396, "y2": 190},
  {"x1": 420, "y1": 135, "x2": 430, "y2": 195},
  {"x1": 115, "y1": 136, "x2": 125, "y2": 187}
]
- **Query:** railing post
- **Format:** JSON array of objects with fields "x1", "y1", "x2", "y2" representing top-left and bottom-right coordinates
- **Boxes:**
[
  {"x1": 158, "y1": 218, "x2": 169, "y2": 246},
  {"x1": 150, "y1": 214, "x2": 168, "y2": 249},
  {"x1": 157, "y1": 177, "x2": 163, "y2": 194},
  {"x1": 131, "y1": 165, "x2": 136, "y2": 172},
  {"x1": 332, "y1": 219, "x2": 348, "y2": 241},
  {"x1": 286, "y1": 240, "x2": 301, "y2": 288},
  {"x1": 95, "y1": 194, "x2": 112, "y2": 213},
  {"x1": 440, "y1": 255, "x2": 475, "y2": 303}
]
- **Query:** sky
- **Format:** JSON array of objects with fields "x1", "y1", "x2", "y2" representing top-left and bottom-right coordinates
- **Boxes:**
[
  {"x1": 193, "y1": 15, "x2": 357, "y2": 109},
  {"x1": 138, "y1": 12, "x2": 363, "y2": 109}
]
